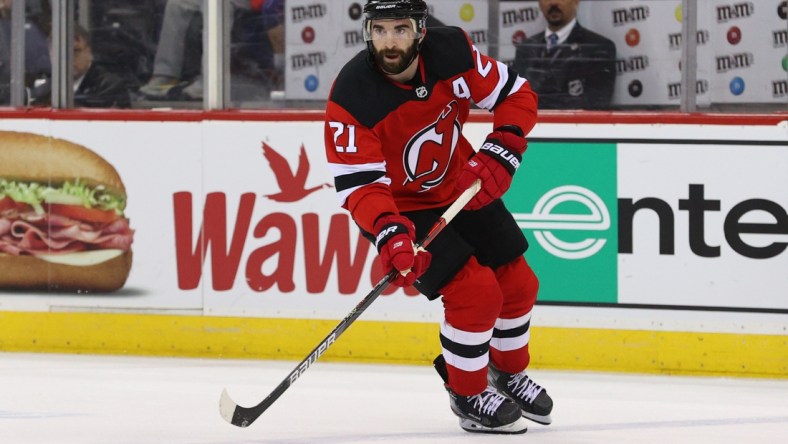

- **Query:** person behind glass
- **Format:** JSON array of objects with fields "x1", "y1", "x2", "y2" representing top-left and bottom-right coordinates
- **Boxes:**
[
  {"x1": 324, "y1": 0, "x2": 553, "y2": 434},
  {"x1": 138, "y1": 0, "x2": 251, "y2": 100},
  {"x1": 29, "y1": 25, "x2": 132, "y2": 108},
  {"x1": 0, "y1": 0, "x2": 51, "y2": 104},
  {"x1": 256, "y1": 0, "x2": 285, "y2": 90},
  {"x1": 513, "y1": 0, "x2": 616, "y2": 110}
]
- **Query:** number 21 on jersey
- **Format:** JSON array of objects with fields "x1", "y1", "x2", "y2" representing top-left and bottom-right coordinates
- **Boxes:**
[{"x1": 329, "y1": 122, "x2": 358, "y2": 153}]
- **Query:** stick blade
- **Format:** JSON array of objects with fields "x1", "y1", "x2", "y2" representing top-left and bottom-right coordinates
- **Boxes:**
[{"x1": 219, "y1": 388, "x2": 250, "y2": 428}]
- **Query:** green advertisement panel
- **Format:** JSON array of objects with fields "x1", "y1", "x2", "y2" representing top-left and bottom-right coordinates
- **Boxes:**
[{"x1": 504, "y1": 142, "x2": 618, "y2": 303}]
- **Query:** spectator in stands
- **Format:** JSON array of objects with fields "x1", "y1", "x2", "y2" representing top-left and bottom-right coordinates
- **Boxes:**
[
  {"x1": 0, "y1": 0, "x2": 51, "y2": 104},
  {"x1": 138, "y1": 0, "x2": 253, "y2": 100},
  {"x1": 513, "y1": 0, "x2": 616, "y2": 110},
  {"x1": 29, "y1": 25, "x2": 133, "y2": 108},
  {"x1": 229, "y1": 0, "x2": 285, "y2": 94},
  {"x1": 258, "y1": 0, "x2": 284, "y2": 89}
]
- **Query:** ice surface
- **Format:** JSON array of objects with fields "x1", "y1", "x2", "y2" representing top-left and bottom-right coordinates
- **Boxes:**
[{"x1": 1, "y1": 352, "x2": 787, "y2": 444}]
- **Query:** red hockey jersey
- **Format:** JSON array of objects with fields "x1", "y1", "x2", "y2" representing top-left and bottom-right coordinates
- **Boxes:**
[{"x1": 324, "y1": 26, "x2": 538, "y2": 234}]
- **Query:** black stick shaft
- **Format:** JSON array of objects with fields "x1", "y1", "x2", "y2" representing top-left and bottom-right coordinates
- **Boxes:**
[
  {"x1": 228, "y1": 270, "x2": 395, "y2": 427},
  {"x1": 220, "y1": 180, "x2": 480, "y2": 427}
]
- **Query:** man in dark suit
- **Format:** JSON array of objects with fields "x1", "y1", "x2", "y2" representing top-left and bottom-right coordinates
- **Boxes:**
[
  {"x1": 30, "y1": 25, "x2": 133, "y2": 108},
  {"x1": 513, "y1": 0, "x2": 616, "y2": 110}
]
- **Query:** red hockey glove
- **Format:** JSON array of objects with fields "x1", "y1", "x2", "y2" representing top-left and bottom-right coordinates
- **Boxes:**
[
  {"x1": 455, "y1": 127, "x2": 527, "y2": 210},
  {"x1": 373, "y1": 214, "x2": 432, "y2": 287}
]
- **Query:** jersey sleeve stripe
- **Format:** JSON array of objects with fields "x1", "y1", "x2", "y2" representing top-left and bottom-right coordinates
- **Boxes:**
[
  {"x1": 476, "y1": 60, "x2": 516, "y2": 110},
  {"x1": 508, "y1": 76, "x2": 528, "y2": 99},
  {"x1": 334, "y1": 173, "x2": 391, "y2": 207},
  {"x1": 328, "y1": 160, "x2": 386, "y2": 176},
  {"x1": 335, "y1": 170, "x2": 389, "y2": 192},
  {"x1": 328, "y1": 161, "x2": 391, "y2": 206},
  {"x1": 328, "y1": 161, "x2": 388, "y2": 188},
  {"x1": 493, "y1": 67, "x2": 523, "y2": 110}
]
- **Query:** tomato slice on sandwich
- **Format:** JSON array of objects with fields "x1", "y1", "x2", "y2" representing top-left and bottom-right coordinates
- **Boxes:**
[
  {"x1": 0, "y1": 196, "x2": 32, "y2": 213},
  {"x1": 47, "y1": 203, "x2": 120, "y2": 224},
  {"x1": 0, "y1": 196, "x2": 13, "y2": 212}
]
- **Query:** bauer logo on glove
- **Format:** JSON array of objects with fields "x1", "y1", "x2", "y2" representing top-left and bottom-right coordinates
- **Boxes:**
[
  {"x1": 479, "y1": 142, "x2": 521, "y2": 171},
  {"x1": 455, "y1": 126, "x2": 528, "y2": 211}
]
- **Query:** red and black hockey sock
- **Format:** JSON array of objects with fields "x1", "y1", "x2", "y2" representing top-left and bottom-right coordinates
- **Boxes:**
[
  {"x1": 489, "y1": 256, "x2": 539, "y2": 373},
  {"x1": 438, "y1": 256, "x2": 502, "y2": 395}
]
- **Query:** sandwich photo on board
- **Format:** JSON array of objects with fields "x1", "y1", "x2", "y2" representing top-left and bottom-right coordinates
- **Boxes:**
[{"x1": 0, "y1": 131, "x2": 134, "y2": 292}]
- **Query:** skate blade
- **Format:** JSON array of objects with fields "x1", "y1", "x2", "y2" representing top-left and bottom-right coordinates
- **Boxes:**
[
  {"x1": 523, "y1": 411, "x2": 552, "y2": 425},
  {"x1": 459, "y1": 417, "x2": 528, "y2": 434}
]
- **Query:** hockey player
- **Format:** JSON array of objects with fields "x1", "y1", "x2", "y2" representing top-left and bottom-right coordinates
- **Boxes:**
[{"x1": 324, "y1": 0, "x2": 553, "y2": 434}]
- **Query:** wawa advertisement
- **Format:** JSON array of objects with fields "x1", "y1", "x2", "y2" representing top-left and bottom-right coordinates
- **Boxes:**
[
  {"x1": 0, "y1": 118, "x2": 785, "y2": 320},
  {"x1": 0, "y1": 119, "x2": 442, "y2": 322}
]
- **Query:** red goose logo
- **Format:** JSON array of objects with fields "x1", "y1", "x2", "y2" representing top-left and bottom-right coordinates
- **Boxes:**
[
  {"x1": 402, "y1": 101, "x2": 460, "y2": 192},
  {"x1": 262, "y1": 142, "x2": 333, "y2": 202}
]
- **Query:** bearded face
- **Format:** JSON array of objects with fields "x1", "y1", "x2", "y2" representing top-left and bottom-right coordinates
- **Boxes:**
[
  {"x1": 372, "y1": 38, "x2": 419, "y2": 75},
  {"x1": 539, "y1": 0, "x2": 579, "y2": 28}
]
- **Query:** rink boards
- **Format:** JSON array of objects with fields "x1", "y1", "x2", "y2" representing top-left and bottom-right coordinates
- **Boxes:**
[{"x1": 0, "y1": 111, "x2": 785, "y2": 378}]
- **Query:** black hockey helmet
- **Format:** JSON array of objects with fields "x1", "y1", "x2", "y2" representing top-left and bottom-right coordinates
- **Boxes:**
[{"x1": 363, "y1": 0, "x2": 428, "y2": 33}]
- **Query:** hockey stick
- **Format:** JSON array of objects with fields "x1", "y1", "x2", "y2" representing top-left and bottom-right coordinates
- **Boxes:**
[{"x1": 219, "y1": 179, "x2": 481, "y2": 428}]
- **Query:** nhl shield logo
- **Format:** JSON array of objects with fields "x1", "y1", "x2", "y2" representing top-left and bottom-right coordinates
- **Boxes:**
[
  {"x1": 568, "y1": 79, "x2": 584, "y2": 97},
  {"x1": 415, "y1": 86, "x2": 428, "y2": 98}
]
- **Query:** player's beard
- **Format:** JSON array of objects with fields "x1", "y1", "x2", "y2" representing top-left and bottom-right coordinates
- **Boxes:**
[{"x1": 373, "y1": 41, "x2": 418, "y2": 75}]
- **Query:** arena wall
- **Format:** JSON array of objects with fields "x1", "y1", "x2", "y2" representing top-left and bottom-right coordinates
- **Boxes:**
[{"x1": 0, "y1": 110, "x2": 785, "y2": 378}]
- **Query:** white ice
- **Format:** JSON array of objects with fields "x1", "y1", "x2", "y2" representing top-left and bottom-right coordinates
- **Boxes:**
[{"x1": 1, "y1": 352, "x2": 787, "y2": 444}]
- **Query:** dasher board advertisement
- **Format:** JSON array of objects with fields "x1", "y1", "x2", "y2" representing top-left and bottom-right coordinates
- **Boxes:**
[
  {"x1": 0, "y1": 119, "x2": 785, "y2": 319},
  {"x1": 506, "y1": 139, "x2": 788, "y2": 310}
]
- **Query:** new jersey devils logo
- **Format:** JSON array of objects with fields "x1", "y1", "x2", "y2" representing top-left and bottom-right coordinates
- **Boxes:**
[{"x1": 402, "y1": 101, "x2": 461, "y2": 192}]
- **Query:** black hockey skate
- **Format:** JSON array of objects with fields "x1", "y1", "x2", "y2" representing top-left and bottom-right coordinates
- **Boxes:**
[
  {"x1": 433, "y1": 355, "x2": 528, "y2": 434},
  {"x1": 488, "y1": 364, "x2": 553, "y2": 425}
]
